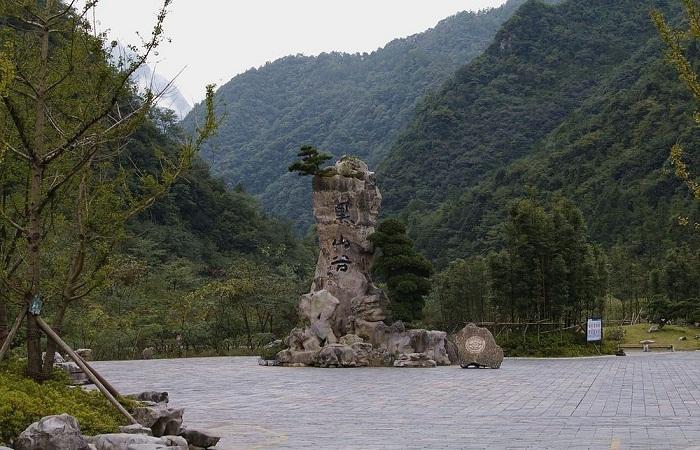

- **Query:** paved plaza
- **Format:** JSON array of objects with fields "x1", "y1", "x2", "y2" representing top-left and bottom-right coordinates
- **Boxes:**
[{"x1": 93, "y1": 352, "x2": 700, "y2": 449}]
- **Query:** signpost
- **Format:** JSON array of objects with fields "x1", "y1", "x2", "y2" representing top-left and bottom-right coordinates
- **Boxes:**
[{"x1": 587, "y1": 317, "x2": 602, "y2": 342}]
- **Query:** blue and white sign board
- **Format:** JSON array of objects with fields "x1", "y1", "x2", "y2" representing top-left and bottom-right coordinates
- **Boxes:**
[{"x1": 587, "y1": 318, "x2": 602, "y2": 342}]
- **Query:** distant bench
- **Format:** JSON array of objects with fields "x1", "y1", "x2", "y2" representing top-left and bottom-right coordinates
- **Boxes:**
[{"x1": 618, "y1": 344, "x2": 674, "y2": 352}]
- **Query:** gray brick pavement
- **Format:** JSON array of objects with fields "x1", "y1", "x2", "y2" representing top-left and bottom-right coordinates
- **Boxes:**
[{"x1": 93, "y1": 352, "x2": 700, "y2": 449}]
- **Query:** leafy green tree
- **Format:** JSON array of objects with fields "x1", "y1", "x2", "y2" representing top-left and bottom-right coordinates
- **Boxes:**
[
  {"x1": 488, "y1": 197, "x2": 606, "y2": 325},
  {"x1": 0, "y1": 0, "x2": 216, "y2": 380},
  {"x1": 428, "y1": 256, "x2": 490, "y2": 331},
  {"x1": 288, "y1": 145, "x2": 332, "y2": 176},
  {"x1": 369, "y1": 219, "x2": 433, "y2": 323},
  {"x1": 186, "y1": 258, "x2": 301, "y2": 350}
]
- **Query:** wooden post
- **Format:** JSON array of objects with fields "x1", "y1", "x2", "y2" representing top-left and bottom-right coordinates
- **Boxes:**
[
  {"x1": 74, "y1": 353, "x2": 122, "y2": 399},
  {"x1": 0, "y1": 309, "x2": 27, "y2": 364},
  {"x1": 35, "y1": 316, "x2": 138, "y2": 425}
]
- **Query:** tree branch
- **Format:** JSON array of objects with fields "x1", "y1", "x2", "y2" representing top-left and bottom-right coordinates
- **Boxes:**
[
  {"x1": 42, "y1": 0, "x2": 172, "y2": 165},
  {"x1": 1, "y1": 96, "x2": 34, "y2": 158}
]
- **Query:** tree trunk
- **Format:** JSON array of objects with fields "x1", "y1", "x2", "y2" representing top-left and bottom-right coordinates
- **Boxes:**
[
  {"x1": 26, "y1": 2, "x2": 52, "y2": 382},
  {"x1": 241, "y1": 305, "x2": 253, "y2": 349},
  {"x1": 26, "y1": 158, "x2": 46, "y2": 380},
  {"x1": 42, "y1": 303, "x2": 68, "y2": 375}
]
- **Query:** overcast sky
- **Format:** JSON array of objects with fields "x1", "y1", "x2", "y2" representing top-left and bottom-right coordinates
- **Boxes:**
[{"x1": 81, "y1": 0, "x2": 507, "y2": 103}]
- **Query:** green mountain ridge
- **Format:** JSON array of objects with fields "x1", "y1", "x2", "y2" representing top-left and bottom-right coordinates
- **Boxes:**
[
  {"x1": 184, "y1": 0, "x2": 531, "y2": 232},
  {"x1": 380, "y1": 0, "x2": 700, "y2": 264}
]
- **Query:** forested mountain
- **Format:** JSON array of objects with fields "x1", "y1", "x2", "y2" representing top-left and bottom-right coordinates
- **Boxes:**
[
  {"x1": 184, "y1": 0, "x2": 531, "y2": 232},
  {"x1": 380, "y1": 0, "x2": 700, "y2": 264},
  {"x1": 61, "y1": 113, "x2": 315, "y2": 359}
]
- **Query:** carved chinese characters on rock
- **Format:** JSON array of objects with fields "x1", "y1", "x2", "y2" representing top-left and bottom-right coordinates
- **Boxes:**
[
  {"x1": 330, "y1": 255, "x2": 352, "y2": 273},
  {"x1": 335, "y1": 200, "x2": 353, "y2": 224},
  {"x1": 327, "y1": 200, "x2": 355, "y2": 276}
]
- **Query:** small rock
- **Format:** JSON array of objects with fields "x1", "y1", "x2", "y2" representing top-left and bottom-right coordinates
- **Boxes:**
[
  {"x1": 89, "y1": 433, "x2": 185, "y2": 450},
  {"x1": 161, "y1": 436, "x2": 188, "y2": 450},
  {"x1": 75, "y1": 349, "x2": 93, "y2": 361},
  {"x1": 142, "y1": 347, "x2": 156, "y2": 360},
  {"x1": 338, "y1": 334, "x2": 364, "y2": 346},
  {"x1": 275, "y1": 348, "x2": 318, "y2": 366},
  {"x1": 137, "y1": 391, "x2": 169, "y2": 404},
  {"x1": 133, "y1": 405, "x2": 184, "y2": 438},
  {"x1": 55, "y1": 362, "x2": 90, "y2": 385},
  {"x1": 315, "y1": 344, "x2": 356, "y2": 367},
  {"x1": 257, "y1": 358, "x2": 279, "y2": 366},
  {"x1": 119, "y1": 424, "x2": 153, "y2": 436},
  {"x1": 393, "y1": 352, "x2": 436, "y2": 368},
  {"x1": 178, "y1": 429, "x2": 220, "y2": 448},
  {"x1": 15, "y1": 414, "x2": 89, "y2": 450}
]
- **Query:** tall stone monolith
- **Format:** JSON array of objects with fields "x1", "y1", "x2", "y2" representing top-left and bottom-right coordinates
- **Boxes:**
[{"x1": 276, "y1": 156, "x2": 449, "y2": 367}]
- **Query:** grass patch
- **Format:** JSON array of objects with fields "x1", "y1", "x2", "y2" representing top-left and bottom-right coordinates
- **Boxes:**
[
  {"x1": 0, "y1": 359, "x2": 135, "y2": 445},
  {"x1": 620, "y1": 324, "x2": 700, "y2": 351}
]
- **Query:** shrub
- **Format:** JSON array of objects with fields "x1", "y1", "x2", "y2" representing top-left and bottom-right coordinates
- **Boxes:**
[
  {"x1": 0, "y1": 360, "x2": 132, "y2": 444},
  {"x1": 259, "y1": 342, "x2": 285, "y2": 360},
  {"x1": 495, "y1": 329, "x2": 617, "y2": 357},
  {"x1": 605, "y1": 326, "x2": 625, "y2": 341}
]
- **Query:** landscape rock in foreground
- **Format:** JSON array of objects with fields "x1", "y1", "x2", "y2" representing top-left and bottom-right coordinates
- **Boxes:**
[
  {"x1": 14, "y1": 414, "x2": 90, "y2": 450},
  {"x1": 276, "y1": 157, "x2": 449, "y2": 367},
  {"x1": 454, "y1": 323, "x2": 504, "y2": 369},
  {"x1": 11, "y1": 391, "x2": 221, "y2": 450}
]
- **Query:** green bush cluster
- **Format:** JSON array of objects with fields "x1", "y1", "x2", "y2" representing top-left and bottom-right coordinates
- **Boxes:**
[
  {"x1": 0, "y1": 361, "x2": 131, "y2": 445},
  {"x1": 605, "y1": 326, "x2": 625, "y2": 341},
  {"x1": 495, "y1": 330, "x2": 617, "y2": 357}
]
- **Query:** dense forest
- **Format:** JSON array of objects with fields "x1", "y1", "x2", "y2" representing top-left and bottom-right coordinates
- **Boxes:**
[
  {"x1": 59, "y1": 115, "x2": 315, "y2": 360},
  {"x1": 184, "y1": 0, "x2": 533, "y2": 232}
]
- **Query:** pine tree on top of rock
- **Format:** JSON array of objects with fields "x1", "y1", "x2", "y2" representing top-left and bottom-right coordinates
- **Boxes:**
[{"x1": 288, "y1": 145, "x2": 333, "y2": 176}]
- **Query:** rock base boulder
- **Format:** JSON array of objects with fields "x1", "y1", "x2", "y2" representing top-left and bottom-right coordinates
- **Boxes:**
[
  {"x1": 88, "y1": 433, "x2": 187, "y2": 450},
  {"x1": 393, "y1": 353, "x2": 436, "y2": 368},
  {"x1": 178, "y1": 429, "x2": 220, "y2": 448},
  {"x1": 454, "y1": 323, "x2": 504, "y2": 369},
  {"x1": 15, "y1": 414, "x2": 90, "y2": 450},
  {"x1": 133, "y1": 404, "x2": 183, "y2": 438}
]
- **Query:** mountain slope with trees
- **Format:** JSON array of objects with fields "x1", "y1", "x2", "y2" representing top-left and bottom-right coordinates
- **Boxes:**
[
  {"x1": 184, "y1": 0, "x2": 532, "y2": 232},
  {"x1": 380, "y1": 0, "x2": 700, "y2": 264}
]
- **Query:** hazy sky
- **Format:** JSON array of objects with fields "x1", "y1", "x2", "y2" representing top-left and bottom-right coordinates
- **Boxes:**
[{"x1": 81, "y1": 1, "x2": 507, "y2": 103}]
